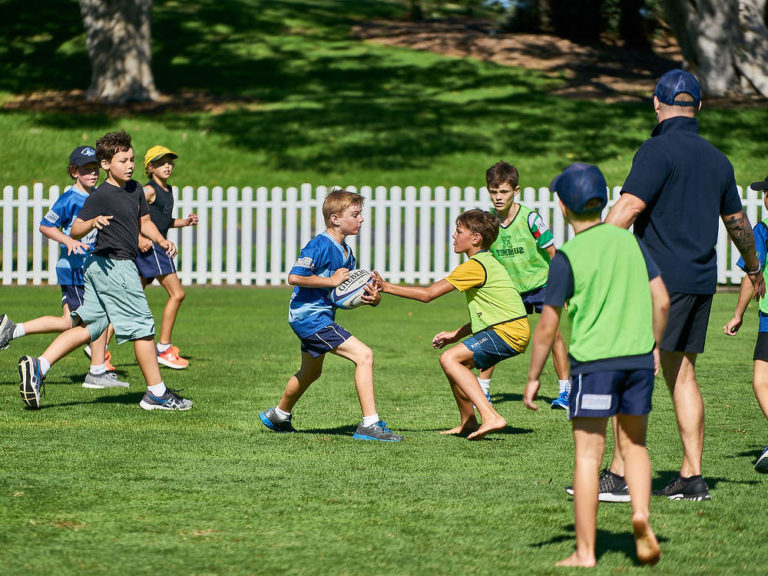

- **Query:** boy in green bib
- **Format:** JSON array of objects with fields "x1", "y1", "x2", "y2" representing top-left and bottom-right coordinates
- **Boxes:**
[
  {"x1": 374, "y1": 210, "x2": 529, "y2": 441},
  {"x1": 524, "y1": 163, "x2": 668, "y2": 568},
  {"x1": 481, "y1": 162, "x2": 570, "y2": 409}
]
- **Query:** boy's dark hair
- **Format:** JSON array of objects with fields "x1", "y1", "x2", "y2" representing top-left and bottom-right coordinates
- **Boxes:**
[
  {"x1": 67, "y1": 163, "x2": 78, "y2": 180},
  {"x1": 456, "y1": 209, "x2": 499, "y2": 250},
  {"x1": 322, "y1": 187, "x2": 364, "y2": 226},
  {"x1": 486, "y1": 161, "x2": 520, "y2": 189},
  {"x1": 96, "y1": 130, "x2": 132, "y2": 163}
]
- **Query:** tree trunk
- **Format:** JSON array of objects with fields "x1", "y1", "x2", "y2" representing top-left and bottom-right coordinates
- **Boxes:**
[
  {"x1": 662, "y1": 0, "x2": 768, "y2": 98},
  {"x1": 79, "y1": 0, "x2": 158, "y2": 103}
]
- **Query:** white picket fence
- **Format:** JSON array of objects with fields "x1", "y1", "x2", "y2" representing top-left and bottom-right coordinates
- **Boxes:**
[{"x1": 0, "y1": 183, "x2": 764, "y2": 286}]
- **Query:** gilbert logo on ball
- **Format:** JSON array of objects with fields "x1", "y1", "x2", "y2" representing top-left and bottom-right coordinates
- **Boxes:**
[{"x1": 331, "y1": 269, "x2": 373, "y2": 309}]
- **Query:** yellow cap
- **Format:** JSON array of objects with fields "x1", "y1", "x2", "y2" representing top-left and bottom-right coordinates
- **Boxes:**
[{"x1": 144, "y1": 145, "x2": 178, "y2": 168}]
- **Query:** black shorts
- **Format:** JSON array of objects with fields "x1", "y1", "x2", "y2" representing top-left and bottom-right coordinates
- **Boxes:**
[
  {"x1": 659, "y1": 292, "x2": 713, "y2": 354},
  {"x1": 754, "y1": 332, "x2": 768, "y2": 363},
  {"x1": 520, "y1": 285, "x2": 547, "y2": 314}
]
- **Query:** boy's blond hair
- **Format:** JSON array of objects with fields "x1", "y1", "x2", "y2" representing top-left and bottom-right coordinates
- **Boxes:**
[
  {"x1": 456, "y1": 209, "x2": 500, "y2": 250},
  {"x1": 322, "y1": 188, "x2": 364, "y2": 226}
]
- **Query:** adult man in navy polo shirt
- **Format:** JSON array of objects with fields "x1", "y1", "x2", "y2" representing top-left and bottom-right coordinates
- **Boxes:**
[{"x1": 602, "y1": 70, "x2": 766, "y2": 501}]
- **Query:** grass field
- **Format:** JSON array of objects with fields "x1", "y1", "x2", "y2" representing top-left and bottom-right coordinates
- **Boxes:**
[
  {"x1": 1, "y1": 0, "x2": 768, "y2": 189},
  {"x1": 1, "y1": 285, "x2": 767, "y2": 575}
]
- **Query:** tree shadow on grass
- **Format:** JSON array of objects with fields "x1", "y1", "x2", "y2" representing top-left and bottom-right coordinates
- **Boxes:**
[{"x1": 531, "y1": 524, "x2": 669, "y2": 566}]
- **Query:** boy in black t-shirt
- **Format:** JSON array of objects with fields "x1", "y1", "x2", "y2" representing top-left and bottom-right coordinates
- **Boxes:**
[{"x1": 17, "y1": 130, "x2": 193, "y2": 411}]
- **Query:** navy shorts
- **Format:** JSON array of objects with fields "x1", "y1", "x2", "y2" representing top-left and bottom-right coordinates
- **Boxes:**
[
  {"x1": 462, "y1": 328, "x2": 520, "y2": 371},
  {"x1": 60, "y1": 285, "x2": 85, "y2": 311},
  {"x1": 299, "y1": 322, "x2": 352, "y2": 358},
  {"x1": 520, "y1": 285, "x2": 547, "y2": 314},
  {"x1": 136, "y1": 243, "x2": 177, "y2": 280},
  {"x1": 569, "y1": 368, "x2": 654, "y2": 420},
  {"x1": 660, "y1": 292, "x2": 712, "y2": 354}
]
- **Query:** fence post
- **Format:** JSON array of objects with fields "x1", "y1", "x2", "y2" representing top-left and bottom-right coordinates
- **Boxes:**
[
  {"x1": 255, "y1": 186, "x2": 268, "y2": 286},
  {"x1": 46, "y1": 186, "x2": 60, "y2": 284},
  {"x1": 271, "y1": 187, "x2": 284, "y2": 285},
  {"x1": 226, "y1": 186, "x2": 239, "y2": 285},
  {"x1": 180, "y1": 186, "x2": 195, "y2": 285},
  {"x1": 196, "y1": 187, "x2": 209, "y2": 285},
  {"x1": 17, "y1": 186, "x2": 29, "y2": 285},
  {"x1": 241, "y1": 187, "x2": 253, "y2": 286}
]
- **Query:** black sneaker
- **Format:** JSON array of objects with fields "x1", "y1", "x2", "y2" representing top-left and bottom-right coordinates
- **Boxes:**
[
  {"x1": 565, "y1": 468, "x2": 631, "y2": 502},
  {"x1": 353, "y1": 420, "x2": 403, "y2": 442},
  {"x1": 653, "y1": 474, "x2": 711, "y2": 501},
  {"x1": 756, "y1": 446, "x2": 768, "y2": 474},
  {"x1": 18, "y1": 355, "x2": 44, "y2": 409},
  {"x1": 0, "y1": 314, "x2": 16, "y2": 350},
  {"x1": 259, "y1": 407, "x2": 296, "y2": 433}
]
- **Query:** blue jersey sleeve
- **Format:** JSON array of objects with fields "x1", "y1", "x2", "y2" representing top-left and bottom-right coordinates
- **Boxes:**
[
  {"x1": 290, "y1": 237, "x2": 329, "y2": 277},
  {"x1": 543, "y1": 252, "x2": 573, "y2": 307},
  {"x1": 737, "y1": 222, "x2": 768, "y2": 271},
  {"x1": 41, "y1": 191, "x2": 78, "y2": 230}
]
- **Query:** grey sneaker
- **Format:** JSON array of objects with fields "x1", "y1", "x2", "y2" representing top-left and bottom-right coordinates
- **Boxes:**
[
  {"x1": 139, "y1": 388, "x2": 192, "y2": 411},
  {"x1": 18, "y1": 355, "x2": 44, "y2": 409},
  {"x1": 654, "y1": 474, "x2": 711, "y2": 501},
  {"x1": 566, "y1": 468, "x2": 631, "y2": 502},
  {"x1": 353, "y1": 420, "x2": 403, "y2": 442},
  {"x1": 82, "y1": 371, "x2": 130, "y2": 389},
  {"x1": 259, "y1": 407, "x2": 297, "y2": 433},
  {"x1": 0, "y1": 314, "x2": 16, "y2": 350}
]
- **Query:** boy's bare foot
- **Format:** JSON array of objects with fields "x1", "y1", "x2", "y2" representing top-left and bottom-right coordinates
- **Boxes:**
[
  {"x1": 440, "y1": 416, "x2": 479, "y2": 435},
  {"x1": 466, "y1": 415, "x2": 506, "y2": 440},
  {"x1": 632, "y1": 513, "x2": 661, "y2": 566},
  {"x1": 555, "y1": 552, "x2": 596, "y2": 568}
]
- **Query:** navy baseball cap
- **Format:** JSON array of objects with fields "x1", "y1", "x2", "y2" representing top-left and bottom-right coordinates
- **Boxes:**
[
  {"x1": 69, "y1": 145, "x2": 98, "y2": 167},
  {"x1": 550, "y1": 162, "x2": 608, "y2": 215},
  {"x1": 751, "y1": 176, "x2": 768, "y2": 192},
  {"x1": 654, "y1": 69, "x2": 701, "y2": 107}
]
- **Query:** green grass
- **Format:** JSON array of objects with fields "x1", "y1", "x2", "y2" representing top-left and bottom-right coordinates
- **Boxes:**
[
  {"x1": 1, "y1": 0, "x2": 767, "y2": 190},
  {"x1": 1, "y1": 286, "x2": 767, "y2": 575}
]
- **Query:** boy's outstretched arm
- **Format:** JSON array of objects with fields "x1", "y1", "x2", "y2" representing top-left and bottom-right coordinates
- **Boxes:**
[
  {"x1": 724, "y1": 274, "x2": 754, "y2": 336},
  {"x1": 71, "y1": 215, "x2": 112, "y2": 239},
  {"x1": 649, "y1": 276, "x2": 670, "y2": 375},
  {"x1": 432, "y1": 323, "x2": 471, "y2": 349},
  {"x1": 524, "y1": 304, "x2": 562, "y2": 410},
  {"x1": 39, "y1": 224, "x2": 89, "y2": 256},
  {"x1": 373, "y1": 271, "x2": 454, "y2": 303}
]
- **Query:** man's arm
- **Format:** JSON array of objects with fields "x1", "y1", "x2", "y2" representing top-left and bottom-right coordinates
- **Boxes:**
[
  {"x1": 605, "y1": 192, "x2": 647, "y2": 229},
  {"x1": 722, "y1": 211, "x2": 766, "y2": 300}
]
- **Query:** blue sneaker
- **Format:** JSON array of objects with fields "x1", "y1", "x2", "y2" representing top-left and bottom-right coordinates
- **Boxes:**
[
  {"x1": 18, "y1": 355, "x2": 44, "y2": 410},
  {"x1": 353, "y1": 420, "x2": 403, "y2": 442},
  {"x1": 551, "y1": 389, "x2": 569, "y2": 410},
  {"x1": 756, "y1": 446, "x2": 768, "y2": 473},
  {"x1": 139, "y1": 388, "x2": 192, "y2": 411},
  {"x1": 259, "y1": 407, "x2": 297, "y2": 433}
]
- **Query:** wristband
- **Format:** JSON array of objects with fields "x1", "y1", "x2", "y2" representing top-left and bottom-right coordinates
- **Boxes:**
[{"x1": 746, "y1": 264, "x2": 762, "y2": 275}]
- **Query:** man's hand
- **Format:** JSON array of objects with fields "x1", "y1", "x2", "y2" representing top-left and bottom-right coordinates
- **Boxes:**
[{"x1": 748, "y1": 271, "x2": 766, "y2": 301}]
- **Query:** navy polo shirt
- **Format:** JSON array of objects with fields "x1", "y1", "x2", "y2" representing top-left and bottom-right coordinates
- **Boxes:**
[{"x1": 622, "y1": 116, "x2": 742, "y2": 294}]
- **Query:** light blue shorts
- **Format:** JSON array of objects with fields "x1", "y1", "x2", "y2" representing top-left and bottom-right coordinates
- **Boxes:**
[{"x1": 73, "y1": 256, "x2": 155, "y2": 344}]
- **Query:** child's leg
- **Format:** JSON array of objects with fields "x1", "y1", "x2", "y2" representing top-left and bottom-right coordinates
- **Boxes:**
[
  {"x1": 477, "y1": 365, "x2": 493, "y2": 399},
  {"x1": 89, "y1": 327, "x2": 110, "y2": 366},
  {"x1": 40, "y1": 325, "x2": 92, "y2": 366},
  {"x1": 156, "y1": 273, "x2": 185, "y2": 345},
  {"x1": 332, "y1": 336, "x2": 376, "y2": 417},
  {"x1": 441, "y1": 368, "x2": 479, "y2": 436},
  {"x1": 278, "y1": 351, "x2": 325, "y2": 413},
  {"x1": 558, "y1": 416, "x2": 607, "y2": 568},
  {"x1": 551, "y1": 326, "x2": 570, "y2": 382},
  {"x1": 439, "y1": 344, "x2": 506, "y2": 440},
  {"x1": 617, "y1": 413, "x2": 660, "y2": 566},
  {"x1": 19, "y1": 303, "x2": 73, "y2": 336},
  {"x1": 753, "y1": 360, "x2": 768, "y2": 421},
  {"x1": 134, "y1": 336, "x2": 163, "y2": 387}
]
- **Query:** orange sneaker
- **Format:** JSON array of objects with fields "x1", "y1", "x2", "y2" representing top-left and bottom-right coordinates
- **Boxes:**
[
  {"x1": 157, "y1": 347, "x2": 189, "y2": 369},
  {"x1": 105, "y1": 349, "x2": 116, "y2": 372}
]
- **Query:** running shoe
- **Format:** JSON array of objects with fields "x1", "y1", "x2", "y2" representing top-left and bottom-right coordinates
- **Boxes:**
[
  {"x1": 259, "y1": 407, "x2": 297, "y2": 433},
  {"x1": 566, "y1": 468, "x2": 631, "y2": 502},
  {"x1": 653, "y1": 474, "x2": 711, "y2": 501},
  {"x1": 18, "y1": 355, "x2": 44, "y2": 409},
  {"x1": 82, "y1": 371, "x2": 130, "y2": 389},
  {"x1": 353, "y1": 420, "x2": 403, "y2": 442},
  {"x1": 0, "y1": 314, "x2": 16, "y2": 350},
  {"x1": 157, "y1": 347, "x2": 189, "y2": 369},
  {"x1": 551, "y1": 389, "x2": 569, "y2": 410},
  {"x1": 755, "y1": 446, "x2": 768, "y2": 473},
  {"x1": 139, "y1": 388, "x2": 192, "y2": 410}
]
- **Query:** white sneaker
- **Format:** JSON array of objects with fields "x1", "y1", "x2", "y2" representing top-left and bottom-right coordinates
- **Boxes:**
[{"x1": 82, "y1": 372, "x2": 130, "y2": 389}]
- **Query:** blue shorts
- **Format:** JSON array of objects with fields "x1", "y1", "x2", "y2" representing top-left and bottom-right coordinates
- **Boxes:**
[
  {"x1": 135, "y1": 243, "x2": 177, "y2": 280},
  {"x1": 299, "y1": 322, "x2": 352, "y2": 358},
  {"x1": 462, "y1": 328, "x2": 520, "y2": 371},
  {"x1": 520, "y1": 285, "x2": 547, "y2": 314},
  {"x1": 569, "y1": 368, "x2": 654, "y2": 420},
  {"x1": 60, "y1": 285, "x2": 85, "y2": 311}
]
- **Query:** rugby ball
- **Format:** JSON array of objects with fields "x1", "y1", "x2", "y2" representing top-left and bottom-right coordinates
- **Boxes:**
[{"x1": 331, "y1": 269, "x2": 373, "y2": 309}]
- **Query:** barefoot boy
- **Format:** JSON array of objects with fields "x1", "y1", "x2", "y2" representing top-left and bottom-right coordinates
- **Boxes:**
[
  {"x1": 524, "y1": 163, "x2": 668, "y2": 567},
  {"x1": 376, "y1": 209, "x2": 529, "y2": 440},
  {"x1": 259, "y1": 187, "x2": 403, "y2": 441},
  {"x1": 17, "y1": 130, "x2": 192, "y2": 411}
]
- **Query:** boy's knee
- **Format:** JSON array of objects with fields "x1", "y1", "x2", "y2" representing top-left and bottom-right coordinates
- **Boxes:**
[{"x1": 356, "y1": 345, "x2": 373, "y2": 367}]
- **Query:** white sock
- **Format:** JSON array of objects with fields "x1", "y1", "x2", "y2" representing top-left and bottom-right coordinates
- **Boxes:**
[
  {"x1": 157, "y1": 342, "x2": 171, "y2": 353},
  {"x1": 362, "y1": 414, "x2": 379, "y2": 427},
  {"x1": 90, "y1": 364, "x2": 107, "y2": 376},
  {"x1": 274, "y1": 407, "x2": 291, "y2": 421},
  {"x1": 147, "y1": 382, "x2": 167, "y2": 397},
  {"x1": 477, "y1": 378, "x2": 491, "y2": 396},
  {"x1": 39, "y1": 357, "x2": 51, "y2": 376},
  {"x1": 559, "y1": 379, "x2": 571, "y2": 394},
  {"x1": 13, "y1": 324, "x2": 26, "y2": 339}
]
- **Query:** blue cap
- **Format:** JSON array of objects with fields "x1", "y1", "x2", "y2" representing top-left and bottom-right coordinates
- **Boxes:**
[
  {"x1": 654, "y1": 69, "x2": 701, "y2": 107},
  {"x1": 69, "y1": 145, "x2": 98, "y2": 167},
  {"x1": 550, "y1": 163, "x2": 607, "y2": 215},
  {"x1": 751, "y1": 176, "x2": 768, "y2": 192}
]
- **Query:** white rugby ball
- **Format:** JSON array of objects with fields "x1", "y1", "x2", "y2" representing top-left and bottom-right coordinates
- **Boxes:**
[{"x1": 331, "y1": 269, "x2": 373, "y2": 309}]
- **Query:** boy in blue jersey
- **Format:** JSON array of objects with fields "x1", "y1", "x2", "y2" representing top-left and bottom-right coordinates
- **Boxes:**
[
  {"x1": 723, "y1": 174, "x2": 768, "y2": 473},
  {"x1": 259, "y1": 188, "x2": 403, "y2": 441},
  {"x1": 524, "y1": 163, "x2": 668, "y2": 567},
  {"x1": 0, "y1": 146, "x2": 127, "y2": 389}
]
